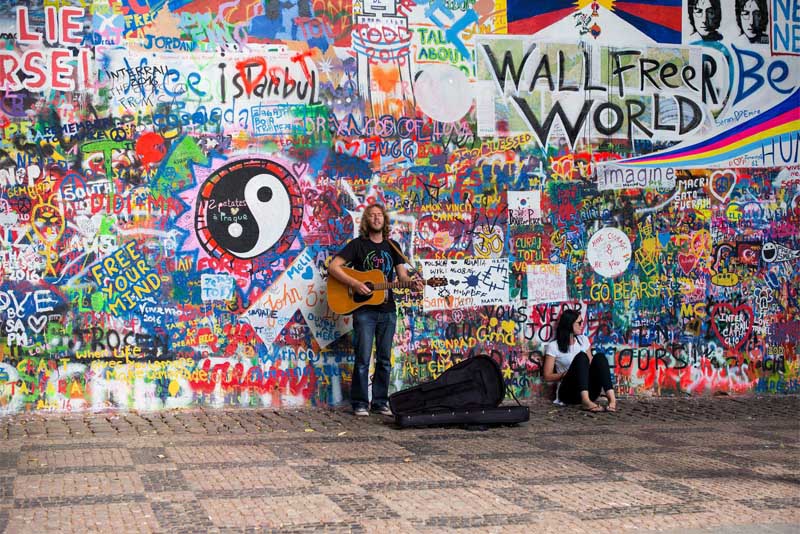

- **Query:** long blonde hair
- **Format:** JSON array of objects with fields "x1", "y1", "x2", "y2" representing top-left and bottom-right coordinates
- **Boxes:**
[{"x1": 359, "y1": 204, "x2": 390, "y2": 240}]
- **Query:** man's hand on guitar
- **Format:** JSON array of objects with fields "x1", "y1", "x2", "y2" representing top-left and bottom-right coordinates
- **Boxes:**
[
  {"x1": 400, "y1": 275, "x2": 424, "y2": 293},
  {"x1": 351, "y1": 280, "x2": 372, "y2": 296}
]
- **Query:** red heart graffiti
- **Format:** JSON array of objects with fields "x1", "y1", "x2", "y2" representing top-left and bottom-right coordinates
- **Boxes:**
[
  {"x1": 677, "y1": 253, "x2": 697, "y2": 275},
  {"x1": 710, "y1": 303, "x2": 753, "y2": 351},
  {"x1": 710, "y1": 170, "x2": 737, "y2": 203}
]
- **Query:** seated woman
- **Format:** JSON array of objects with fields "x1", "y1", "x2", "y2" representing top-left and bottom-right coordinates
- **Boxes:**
[{"x1": 542, "y1": 310, "x2": 618, "y2": 412}]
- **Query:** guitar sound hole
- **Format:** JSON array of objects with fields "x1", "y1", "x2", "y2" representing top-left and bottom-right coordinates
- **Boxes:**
[{"x1": 353, "y1": 282, "x2": 374, "y2": 303}]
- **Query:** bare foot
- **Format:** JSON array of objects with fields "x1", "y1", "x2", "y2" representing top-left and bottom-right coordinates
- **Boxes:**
[{"x1": 581, "y1": 402, "x2": 604, "y2": 412}]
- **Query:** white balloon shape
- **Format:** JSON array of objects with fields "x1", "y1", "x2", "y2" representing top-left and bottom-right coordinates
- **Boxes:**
[{"x1": 414, "y1": 65, "x2": 473, "y2": 123}]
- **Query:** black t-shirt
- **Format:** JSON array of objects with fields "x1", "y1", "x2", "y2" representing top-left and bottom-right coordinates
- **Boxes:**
[{"x1": 336, "y1": 236, "x2": 405, "y2": 312}]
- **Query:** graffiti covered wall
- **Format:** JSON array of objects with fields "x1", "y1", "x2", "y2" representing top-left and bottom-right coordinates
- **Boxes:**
[{"x1": 0, "y1": 0, "x2": 797, "y2": 413}]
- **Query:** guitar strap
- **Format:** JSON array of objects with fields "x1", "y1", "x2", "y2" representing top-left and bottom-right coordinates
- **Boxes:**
[
  {"x1": 387, "y1": 239, "x2": 424, "y2": 280},
  {"x1": 387, "y1": 238, "x2": 411, "y2": 266}
]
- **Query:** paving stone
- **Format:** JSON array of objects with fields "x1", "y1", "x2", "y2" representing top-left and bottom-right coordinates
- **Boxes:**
[
  {"x1": 359, "y1": 518, "x2": 419, "y2": 533},
  {"x1": 327, "y1": 493, "x2": 399, "y2": 520},
  {"x1": 4, "y1": 502, "x2": 160, "y2": 534},
  {"x1": 145, "y1": 490, "x2": 196, "y2": 503},
  {"x1": 165, "y1": 444, "x2": 279, "y2": 464},
  {"x1": 199, "y1": 494, "x2": 347, "y2": 528},
  {"x1": 13, "y1": 471, "x2": 145, "y2": 500},
  {"x1": 374, "y1": 486, "x2": 526, "y2": 520},
  {"x1": 487, "y1": 485, "x2": 563, "y2": 511},
  {"x1": 149, "y1": 499, "x2": 215, "y2": 533},
  {"x1": 138, "y1": 468, "x2": 192, "y2": 493},
  {"x1": 335, "y1": 459, "x2": 461, "y2": 485},
  {"x1": 0, "y1": 453, "x2": 17, "y2": 471},
  {"x1": 389, "y1": 439, "x2": 449, "y2": 456},
  {"x1": 727, "y1": 446, "x2": 800, "y2": 466},
  {"x1": 0, "y1": 477, "x2": 12, "y2": 503},
  {"x1": 17, "y1": 448, "x2": 133, "y2": 471},
  {"x1": 421, "y1": 512, "x2": 535, "y2": 528},
  {"x1": 182, "y1": 465, "x2": 311, "y2": 492},
  {"x1": 638, "y1": 478, "x2": 719, "y2": 500},
  {"x1": 303, "y1": 439, "x2": 414, "y2": 461},
  {"x1": 0, "y1": 395, "x2": 797, "y2": 533},
  {"x1": 294, "y1": 464, "x2": 353, "y2": 487},
  {"x1": 428, "y1": 458, "x2": 495, "y2": 481},
  {"x1": 677, "y1": 476, "x2": 800, "y2": 500},
  {"x1": 639, "y1": 522, "x2": 800, "y2": 534},
  {"x1": 24, "y1": 440, "x2": 125, "y2": 452},
  {"x1": 526, "y1": 480, "x2": 684, "y2": 513},
  {"x1": 614, "y1": 450, "x2": 743, "y2": 473},
  {"x1": 675, "y1": 431, "x2": 778, "y2": 448},
  {"x1": 127, "y1": 446, "x2": 170, "y2": 465},
  {"x1": 13, "y1": 493, "x2": 148, "y2": 510},
  {"x1": 570, "y1": 453, "x2": 643, "y2": 474},
  {"x1": 483, "y1": 455, "x2": 610, "y2": 482},
  {"x1": 736, "y1": 496, "x2": 798, "y2": 510}
]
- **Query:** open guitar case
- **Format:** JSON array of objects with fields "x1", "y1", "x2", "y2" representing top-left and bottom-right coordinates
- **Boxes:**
[{"x1": 389, "y1": 356, "x2": 529, "y2": 429}]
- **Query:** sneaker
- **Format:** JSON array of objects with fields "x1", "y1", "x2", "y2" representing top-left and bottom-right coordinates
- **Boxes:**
[
  {"x1": 372, "y1": 405, "x2": 393, "y2": 416},
  {"x1": 353, "y1": 407, "x2": 369, "y2": 417}
]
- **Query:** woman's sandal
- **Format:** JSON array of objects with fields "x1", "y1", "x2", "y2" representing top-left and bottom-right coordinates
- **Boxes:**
[{"x1": 581, "y1": 404, "x2": 605, "y2": 412}]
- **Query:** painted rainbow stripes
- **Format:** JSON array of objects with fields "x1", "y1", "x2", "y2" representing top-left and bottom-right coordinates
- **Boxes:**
[{"x1": 607, "y1": 88, "x2": 800, "y2": 167}]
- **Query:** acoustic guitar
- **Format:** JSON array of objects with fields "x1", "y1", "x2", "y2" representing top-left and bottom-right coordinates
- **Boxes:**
[{"x1": 327, "y1": 266, "x2": 447, "y2": 314}]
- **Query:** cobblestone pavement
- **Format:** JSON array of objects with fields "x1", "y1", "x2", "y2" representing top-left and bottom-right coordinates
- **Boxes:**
[{"x1": 1, "y1": 395, "x2": 798, "y2": 533}]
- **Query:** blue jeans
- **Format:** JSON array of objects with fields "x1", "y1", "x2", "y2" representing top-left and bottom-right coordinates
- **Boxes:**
[{"x1": 351, "y1": 308, "x2": 396, "y2": 410}]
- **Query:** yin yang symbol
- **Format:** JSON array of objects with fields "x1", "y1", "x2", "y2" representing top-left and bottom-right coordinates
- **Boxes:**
[{"x1": 195, "y1": 158, "x2": 303, "y2": 261}]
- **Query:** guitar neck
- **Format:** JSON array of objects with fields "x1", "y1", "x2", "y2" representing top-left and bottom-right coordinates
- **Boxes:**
[{"x1": 373, "y1": 280, "x2": 422, "y2": 291}]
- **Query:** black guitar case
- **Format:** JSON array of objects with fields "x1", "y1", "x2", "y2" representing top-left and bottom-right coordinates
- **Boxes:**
[{"x1": 389, "y1": 356, "x2": 529, "y2": 428}]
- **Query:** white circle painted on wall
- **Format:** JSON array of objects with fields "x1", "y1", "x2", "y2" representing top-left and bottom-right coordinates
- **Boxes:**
[
  {"x1": 586, "y1": 227, "x2": 632, "y2": 278},
  {"x1": 414, "y1": 65, "x2": 473, "y2": 123}
]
